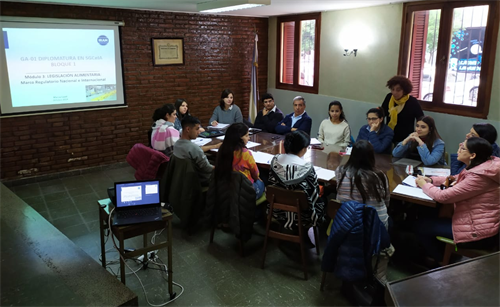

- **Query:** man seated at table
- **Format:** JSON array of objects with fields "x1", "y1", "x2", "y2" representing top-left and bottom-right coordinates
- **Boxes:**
[
  {"x1": 173, "y1": 116, "x2": 214, "y2": 186},
  {"x1": 275, "y1": 96, "x2": 312, "y2": 135},
  {"x1": 253, "y1": 93, "x2": 284, "y2": 133}
]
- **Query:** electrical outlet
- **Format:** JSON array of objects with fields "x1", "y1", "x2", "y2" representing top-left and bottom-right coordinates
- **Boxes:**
[{"x1": 137, "y1": 251, "x2": 158, "y2": 263}]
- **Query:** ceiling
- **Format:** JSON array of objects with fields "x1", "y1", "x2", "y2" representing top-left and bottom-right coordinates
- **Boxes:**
[{"x1": 6, "y1": 0, "x2": 420, "y2": 17}]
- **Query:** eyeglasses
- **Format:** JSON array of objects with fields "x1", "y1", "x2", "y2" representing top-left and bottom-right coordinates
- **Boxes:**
[
  {"x1": 366, "y1": 117, "x2": 379, "y2": 121},
  {"x1": 458, "y1": 146, "x2": 469, "y2": 152}
]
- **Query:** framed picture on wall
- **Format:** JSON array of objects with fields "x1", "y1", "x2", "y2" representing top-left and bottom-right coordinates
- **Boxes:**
[{"x1": 151, "y1": 38, "x2": 184, "y2": 66}]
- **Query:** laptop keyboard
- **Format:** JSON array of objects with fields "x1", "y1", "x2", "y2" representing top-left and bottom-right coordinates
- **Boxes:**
[{"x1": 116, "y1": 208, "x2": 159, "y2": 219}]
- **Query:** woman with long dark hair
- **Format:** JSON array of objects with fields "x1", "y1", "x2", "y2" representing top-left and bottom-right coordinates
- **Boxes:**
[
  {"x1": 318, "y1": 101, "x2": 351, "y2": 147},
  {"x1": 356, "y1": 107, "x2": 394, "y2": 154},
  {"x1": 392, "y1": 115, "x2": 446, "y2": 165},
  {"x1": 173, "y1": 99, "x2": 190, "y2": 131},
  {"x1": 415, "y1": 137, "x2": 500, "y2": 261},
  {"x1": 336, "y1": 140, "x2": 390, "y2": 227},
  {"x1": 209, "y1": 89, "x2": 243, "y2": 126},
  {"x1": 214, "y1": 123, "x2": 264, "y2": 198}
]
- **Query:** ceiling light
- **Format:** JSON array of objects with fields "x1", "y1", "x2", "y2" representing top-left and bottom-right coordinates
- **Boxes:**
[{"x1": 198, "y1": 0, "x2": 271, "y2": 13}]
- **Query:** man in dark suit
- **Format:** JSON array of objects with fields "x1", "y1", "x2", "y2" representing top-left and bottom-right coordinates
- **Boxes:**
[
  {"x1": 275, "y1": 96, "x2": 312, "y2": 136},
  {"x1": 253, "y1": 93, "x2": 284, "y2": 133}
]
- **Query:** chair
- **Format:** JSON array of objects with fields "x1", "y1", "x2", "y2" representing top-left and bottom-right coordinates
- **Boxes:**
[
  {"x1": 260, "y1": 186, "x2": 321, "y2": 280},
  {"x1": 437, "y1": 235, "x2": 499, "y2": 266},
  {"x1": 320, "y1": 199, "x2": 342, "y2": 290},
  {"x1": 207, "y1": 171, "x2": 267, "y2": 256},
  {"x1": 164, "y1": 155, "x2": 205, "y2": 233},
  {"x1": 126, "y1": 143, "x2": 169, "y2": 180}
]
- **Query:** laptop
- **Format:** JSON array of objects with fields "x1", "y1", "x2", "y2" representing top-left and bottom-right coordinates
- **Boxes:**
[{"x1": 111, "y1": 180, "x2": 163, "y2": 226}]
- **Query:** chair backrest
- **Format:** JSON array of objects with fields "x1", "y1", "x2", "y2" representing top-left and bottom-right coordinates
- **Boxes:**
[
  {"x1": 266, "y1": 186, "x2": 309, "y2": 213},
  {"x1": 126, "y1": 143, "x2": 169, "y2": 180},
  {"x1": 327, "y1": 199, "x2": 342, "y2": 219}
]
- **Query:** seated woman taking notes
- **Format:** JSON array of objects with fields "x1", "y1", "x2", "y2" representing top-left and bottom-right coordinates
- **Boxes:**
[
  {"x1": 356, "y1": 107, "x2": 394, "y2": 154},
  {"x1": 209, "y1": 89, "x2": 243, "y2": 126},
  {"x1": 392, "y1": 116, "x2": 446, "y2": 166},
  {"x1": 318, "y1": 101, "x2": 350, "y2": 147},
  {"x1": 268, "y1": 130, "x2": 325, "y2": 230},
  {"x1": 414, "y1": 137, "x2": 500, "y2": 261},
  {"x1": 214, "y1": 123, "x2": 264, "y2": 199}
]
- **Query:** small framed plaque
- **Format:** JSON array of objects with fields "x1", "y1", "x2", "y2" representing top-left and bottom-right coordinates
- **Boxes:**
[{"x1": 151, "y1": 38, "x2": 184, "y2": 66}]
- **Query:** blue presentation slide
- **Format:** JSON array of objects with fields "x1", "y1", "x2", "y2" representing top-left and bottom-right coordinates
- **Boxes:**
[{"x1": 3, "y1": 28, "x2": 117, "y2": 107}]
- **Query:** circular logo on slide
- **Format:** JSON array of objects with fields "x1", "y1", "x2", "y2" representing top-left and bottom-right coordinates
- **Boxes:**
[{"x1": 97, "y1": 35, "x2": 109, "y2": 46}]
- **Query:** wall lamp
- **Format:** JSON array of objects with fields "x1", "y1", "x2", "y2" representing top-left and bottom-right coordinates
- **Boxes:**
[{"x1": 343, "y1": 49, "x2": 358, "y2": 57}]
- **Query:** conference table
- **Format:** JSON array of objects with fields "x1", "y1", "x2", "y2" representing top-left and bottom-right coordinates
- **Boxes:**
[{"x1": 205, "y1": 132, "x2": 440, "y2": 208}]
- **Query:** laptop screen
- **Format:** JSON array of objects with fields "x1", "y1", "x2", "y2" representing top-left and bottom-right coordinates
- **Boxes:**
[{"x1": 115, "y1": 180, "x2": 160, "y2": 208}]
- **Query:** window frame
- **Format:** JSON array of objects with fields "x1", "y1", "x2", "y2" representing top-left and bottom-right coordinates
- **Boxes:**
[
  {"x1": 398, "y1": 0, "x2": 499, "y2": 119},
  {"x1": 275, "y1": 12, "x2": 321, "y2": 94}
]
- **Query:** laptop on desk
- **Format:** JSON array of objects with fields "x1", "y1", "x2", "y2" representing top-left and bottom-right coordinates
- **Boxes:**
[{"x1": 111, "y1": 180, "x2": 163, "y2": 226}]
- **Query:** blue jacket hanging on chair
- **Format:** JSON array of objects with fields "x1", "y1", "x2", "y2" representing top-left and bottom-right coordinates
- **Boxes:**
[{"x1": 321, "y1": 201, "x2": 390, "y2": 282}]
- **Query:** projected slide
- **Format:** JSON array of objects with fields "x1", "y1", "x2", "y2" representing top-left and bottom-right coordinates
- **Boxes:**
[{"x1": 3, "y1": 28, "x2": 118, "y2": 107}]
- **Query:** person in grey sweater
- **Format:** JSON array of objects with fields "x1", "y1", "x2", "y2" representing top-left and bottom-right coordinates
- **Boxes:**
[
  {"x1": 173, "y1": 116, "x2": 214, "y2": 186},
  {"x1": 209, "y1": 88, "x2": 243, "y2": 126}
]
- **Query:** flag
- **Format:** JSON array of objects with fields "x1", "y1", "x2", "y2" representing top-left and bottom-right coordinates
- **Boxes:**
[{"x1": 249, "y1": 33, "x2": 259, "y2": 123}]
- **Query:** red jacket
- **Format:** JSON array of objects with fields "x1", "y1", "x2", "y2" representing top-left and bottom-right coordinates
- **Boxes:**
[
  {"x1": 126, "y1": 143, "x2": 169, "y2": 180},
  {"x1": 422, "y1": 156, "x2": 500, "y2": 243}
]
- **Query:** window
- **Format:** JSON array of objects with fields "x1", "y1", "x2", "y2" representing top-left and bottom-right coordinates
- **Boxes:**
[
  {"x1": 276, "y1": 13, "x2": 321, "y2": 94},
  {"x1": 399, "y1": 1, "x2": 499, "y2": 118}
]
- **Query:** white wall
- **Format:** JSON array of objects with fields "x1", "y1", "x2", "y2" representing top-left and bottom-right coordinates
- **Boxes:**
[{"x1": 267, "y1": 3, "x2": 500, "y2": 153}]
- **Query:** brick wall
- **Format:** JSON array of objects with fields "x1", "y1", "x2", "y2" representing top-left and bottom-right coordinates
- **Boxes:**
[{"x1": 0, "y1": 2, "x2": 268, "y2": 180}]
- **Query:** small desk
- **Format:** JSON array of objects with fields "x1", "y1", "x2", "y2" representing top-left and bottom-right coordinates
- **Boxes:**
[
  {"x1": 98, "y1": 199, "x2": 174, "y2": 298},
  {"x1": 385, "y1": 252, "x2": 500, "y2": 306}
]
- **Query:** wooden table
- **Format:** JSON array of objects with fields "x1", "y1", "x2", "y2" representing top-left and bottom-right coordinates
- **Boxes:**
[
  {"x1": 385, "y1": 252, "x2": 500, "y2": 306},
  {"x1": 206, "y1": 132, "x2": 437, "y2": 207},
  {"x1": 98, "y1": 199, "x2": 175, "y2": 299}
]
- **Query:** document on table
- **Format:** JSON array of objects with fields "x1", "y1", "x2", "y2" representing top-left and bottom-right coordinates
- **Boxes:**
[
  {"x1": 402, "y1": 175, "x2": 418, "y2": 188},
  {"x1": 246, "y1": 141, "x2": 261, "y2": 149},
  {"x1": 310, "y1": 138, "x2": 322, "y2": 145},
  {"x1": 422, "y1": 167, "x2": 450, "y2": 177},
  {"x1": 216, "y1": 135, "x2": 225, "y2": 140},
  {"x1": 313, "y1": 166, "x2": 336, "y2": 181},
  {"x1": 249, "y1": 150, "x2": 274, "y2": 165},
  {"x1": 393, "y1": 158, "x2": 422, "y2": 167},
  {"x1": 209, "y1": 123, "x2": 229, "y2": 130},
  {"x1": 392, "y1": 184, "x2": 433, "y2": 201},
  {"x1": 191, "y1": 138, "x2": 212, "y2": 147}
]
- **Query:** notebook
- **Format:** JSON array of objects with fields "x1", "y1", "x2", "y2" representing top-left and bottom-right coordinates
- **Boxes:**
[{"x1": 111, "y1": 180, "x2": 163, "y2": 226}]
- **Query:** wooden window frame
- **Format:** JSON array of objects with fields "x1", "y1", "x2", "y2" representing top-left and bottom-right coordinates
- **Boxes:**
[
  {"x1": 398, "y1": 1, "x2": 499, "y2": 119},
  {"x1": 275, "y1": 13, "x2": 321, "y2": 94}
]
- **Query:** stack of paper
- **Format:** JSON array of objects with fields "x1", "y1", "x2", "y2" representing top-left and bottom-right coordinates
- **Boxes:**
[
  {"x1": 191, "y1": 138, "x2": 212, "y2": 147},
  {"x1": 246, "y1": 141, "x2": 261, "y2": 149},
  {"x1": 208, "y1": 123, "x2": 229, "y2": 130},
  {"x1": 250, "y1": 150, "x2": 274, "y2": 165},
  {"x1": 392, "y1": 184, "x2": 433, "y2": 201},
  {"x1": 310, "y1": 138, "x2": 322, "y2": 145},
  {"x1": 402, "y1": 175, "x2": 418, "y2": 187},
  {"x1": 422, "y1": 167, "x2": 450, "y2": 176},
  {"x1": 313, "y1": 166, "x2": 336, "y2": 181}
]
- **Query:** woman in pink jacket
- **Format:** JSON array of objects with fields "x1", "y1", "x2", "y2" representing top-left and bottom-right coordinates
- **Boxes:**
[{"x1": 414, "y1": 137, "x2": 500, "y2": 262}]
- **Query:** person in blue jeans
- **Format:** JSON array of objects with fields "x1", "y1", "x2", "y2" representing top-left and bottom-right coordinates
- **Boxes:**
[{"x1": 450, "y1": 123, "x2": 499, "y2": 175}]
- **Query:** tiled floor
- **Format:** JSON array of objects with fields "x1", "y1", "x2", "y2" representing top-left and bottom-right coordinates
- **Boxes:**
[{"x1": 7, "y1": 164, "x2": 416, "y2": 306}]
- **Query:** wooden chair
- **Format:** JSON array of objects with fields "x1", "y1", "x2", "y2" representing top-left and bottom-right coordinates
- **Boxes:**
[
  {"x1": 260, "y1": 186, "x2": 321, "y2": 280},
  {"x1": 437, "y1": 235, "x2": 499, "y2": 266},
  {"x1": 320, "y1": 199, "x2": 342, "y2": 291},
  {"x1": 209, "y1": 192, "x2": 267, "y2": 257}
]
